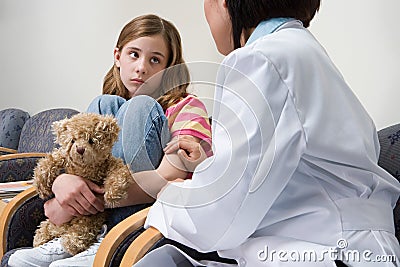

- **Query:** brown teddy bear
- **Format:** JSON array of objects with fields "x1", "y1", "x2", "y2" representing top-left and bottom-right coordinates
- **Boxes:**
[{"x1": 32, "y1": 112, "x2": 133, "y2": 255}]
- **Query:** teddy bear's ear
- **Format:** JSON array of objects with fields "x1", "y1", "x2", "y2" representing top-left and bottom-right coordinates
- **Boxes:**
[
  {"x1": 52, "y1": 118, "x2": 69, "y2": 145},
  {"x1": 96, "y1": 115, "x2": 120, "y2": 143}
]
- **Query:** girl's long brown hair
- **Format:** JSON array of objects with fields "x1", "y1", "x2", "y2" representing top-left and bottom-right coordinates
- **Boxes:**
[{"x1": 103, "y1": 14, "x2": 190, "y2": 111}]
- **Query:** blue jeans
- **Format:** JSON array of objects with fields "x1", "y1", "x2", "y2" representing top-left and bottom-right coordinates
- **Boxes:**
[{"x1": 86, "y1": 95, "x2": 170, "y2": 228}]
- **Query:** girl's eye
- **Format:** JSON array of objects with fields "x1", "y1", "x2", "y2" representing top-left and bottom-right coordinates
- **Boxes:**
[
  {"x1": 88, "y1": 138, "x2": 94, "y2": 145},
  {"x1": 151, "y1": 57, "x2": 160, "y2": 64},
  {"x1": 129, "y1": 51, "x2": 139, "y2": 58}
]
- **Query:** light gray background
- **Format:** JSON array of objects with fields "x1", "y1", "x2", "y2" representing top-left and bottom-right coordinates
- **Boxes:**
[{"x1": 0, "y1": 0, "x2": 398, "y2": 129}]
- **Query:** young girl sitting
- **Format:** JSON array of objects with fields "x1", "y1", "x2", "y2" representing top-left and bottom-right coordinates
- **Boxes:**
[{"x1": 8, "y1": 14, "x2": 211, "y2": 267}]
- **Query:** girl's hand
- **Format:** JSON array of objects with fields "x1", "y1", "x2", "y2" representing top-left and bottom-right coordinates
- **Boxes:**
[
  {"x1": 44, "y1": 198, "x2": 74, "y2": 226},
  {"x1": 164, "y1": 136, "x2": 208, "y2": 172},
  {"x1": 52, "y1": 173, "x2": 105, "y2": 216}
]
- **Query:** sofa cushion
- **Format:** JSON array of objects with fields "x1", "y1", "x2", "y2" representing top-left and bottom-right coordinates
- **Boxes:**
[
  {"x1": 377, "y1": 123, "x2": 400, "y2": 242},
  {"x1": 0, "y1": 108, "x2": 30, "y2": 150}
]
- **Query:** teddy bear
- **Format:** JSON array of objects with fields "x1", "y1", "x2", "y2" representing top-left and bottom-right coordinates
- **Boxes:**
[{"x1": 32, "y1": 112, "x2": 133, "y2": 255}]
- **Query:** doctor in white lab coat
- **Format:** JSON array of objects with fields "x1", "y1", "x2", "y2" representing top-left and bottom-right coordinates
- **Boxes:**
[{"x1": 134, "y1": 0, "x2": 400, "y2": 266}]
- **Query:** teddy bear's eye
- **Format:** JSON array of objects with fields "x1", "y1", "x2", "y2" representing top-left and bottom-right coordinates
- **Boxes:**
[
  {"x1": 71, "y1": 139, "x2": 75, "y2": 144},
  {"x1": 88, "y1": 138, "x2": 94, "y2": 145}
]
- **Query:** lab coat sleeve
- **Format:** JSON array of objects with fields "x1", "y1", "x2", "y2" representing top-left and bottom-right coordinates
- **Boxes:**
[{"x1": 145, "y1": 48, "x2": 307, "y2": 252}]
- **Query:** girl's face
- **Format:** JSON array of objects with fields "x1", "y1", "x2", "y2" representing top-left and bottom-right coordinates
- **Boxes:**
[
  {"x1": 115, "y1": 34, "x2": 169, "y2": 98},
  {"x1": 204, "y1": 0, "x2": 233, "y2": 55}
]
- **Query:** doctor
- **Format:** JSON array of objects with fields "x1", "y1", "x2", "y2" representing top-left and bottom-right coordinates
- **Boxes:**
[{"x1": 135, "y1": 0, "x2": 400, "y2": 266}]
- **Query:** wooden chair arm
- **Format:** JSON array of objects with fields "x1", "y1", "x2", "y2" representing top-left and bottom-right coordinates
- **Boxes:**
[
  {"x1": 119, "y1": 226, "x2": 163, "y2": 267},
  {"x1": 0, "y1": 187, "x2": 38, "y2": 257},
  {"x1": 93, "y1": 206, "x2": 151, "y2": 267},
  {"x1": 0, "y1": 147, "x2": 17, "y2": 155},
  {"x1": 0, "y1": 152, "x2": 46, "y2": 161}
]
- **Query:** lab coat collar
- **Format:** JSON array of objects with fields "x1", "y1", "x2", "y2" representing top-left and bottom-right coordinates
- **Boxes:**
[{"x1": 246, "y1": 17, "x2": 295, "y2": 46}]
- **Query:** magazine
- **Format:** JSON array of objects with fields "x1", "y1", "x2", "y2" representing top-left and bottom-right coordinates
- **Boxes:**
[{"x1": 0, "y1": 179, "x2": 34, "y2": 200}]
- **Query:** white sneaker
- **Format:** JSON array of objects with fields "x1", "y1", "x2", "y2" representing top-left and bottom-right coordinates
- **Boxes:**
[
  {"x1": 8, "y1": 238, "x2": 72, "y2": 267},
  {"x1": 48, "y1": 237, "x2": 103, "y2": 267},
  {"x1": 49, "y1": 224, "x2": 107, "y2": 267}
]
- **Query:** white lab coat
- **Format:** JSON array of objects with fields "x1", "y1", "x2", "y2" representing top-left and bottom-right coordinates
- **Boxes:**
[{"x1": 141, "y1": 20, "x2": 400, "y2": 266}]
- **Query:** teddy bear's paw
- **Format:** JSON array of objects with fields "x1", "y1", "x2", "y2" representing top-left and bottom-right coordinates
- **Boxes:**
[
  {"x1": 104, "y1": 191, "x2": 128, "y2": 208},
  {"x1": 33, "y1": 235, "x2": 50, "y2": 248},
  {"x1": 33, "y1": 239, "x2": 43, "y2": 247},
  {"x1": 32, "y1": 220, "x2": 58, "y2": 247},
  {"x1": 37, "y1": 188, "x2": 53, "y2": 200}
]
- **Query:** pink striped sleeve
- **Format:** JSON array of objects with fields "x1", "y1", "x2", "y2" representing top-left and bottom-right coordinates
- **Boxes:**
[{"x1": 166, "y1": 95, "x2": 212, "y2": 147}]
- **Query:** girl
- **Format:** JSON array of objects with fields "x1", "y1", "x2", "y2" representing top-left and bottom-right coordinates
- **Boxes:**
[
  {"x1": 135, "y1": 1, "x2": 400, "y2": 267},
  {"x1": 8, "y1": 14, "x2": 212, "y2": 267}
]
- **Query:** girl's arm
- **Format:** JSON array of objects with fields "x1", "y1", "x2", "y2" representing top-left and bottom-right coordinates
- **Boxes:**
[
  {"x1": 117, "y1": 94, "x2": 212, "y2": 206},
  {"x1": 48, "y1": 135, "x2": 204, "y2": 217},
  {"x1": 116, "y1": 136, "x2": 201, "y2": 207},
  {"x1": 46, "y1": 154, "x2": 187, "y2": 222}
]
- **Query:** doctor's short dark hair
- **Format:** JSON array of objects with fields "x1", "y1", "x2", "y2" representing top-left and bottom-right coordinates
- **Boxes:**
[{"x1": 225, "y1": 0, "x2": 321, "y2": 49}]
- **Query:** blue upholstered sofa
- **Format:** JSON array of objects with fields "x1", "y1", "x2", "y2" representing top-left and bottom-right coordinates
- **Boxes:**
[{"x1": 0, "y1": 108, "x2": 30, "y2": 155}]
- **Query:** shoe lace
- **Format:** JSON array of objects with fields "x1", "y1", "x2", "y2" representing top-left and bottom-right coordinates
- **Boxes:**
[{"x1": 40, "y1": 238, "x2": 65, "y2": 253}]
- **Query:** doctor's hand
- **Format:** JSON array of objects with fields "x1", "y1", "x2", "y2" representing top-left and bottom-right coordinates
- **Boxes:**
[
  {"x1": 164, "y1": 135, "x2": 209, "y2": 172},
  {"x1": 52, "y1": 173, "x2": 105, "y2": 216}
]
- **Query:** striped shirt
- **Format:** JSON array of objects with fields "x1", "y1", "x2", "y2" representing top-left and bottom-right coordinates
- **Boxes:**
[{"x1": 165, "y1": 94, "x2": 212, "y2": 153}]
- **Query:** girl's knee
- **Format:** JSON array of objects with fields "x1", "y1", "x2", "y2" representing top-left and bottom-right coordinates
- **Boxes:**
[
  {"x1": 97, "y1": 95, "x2": 126, "y2": 107},
  {"x1": 87, "y1": 95, "x2": 126, "y2": 115},
  {"x1": 129, "y1": 95, "x2": 157, "y2": 106},
  {"x1": 127, "y1": 95, "x2": 164, "y2": 114}
]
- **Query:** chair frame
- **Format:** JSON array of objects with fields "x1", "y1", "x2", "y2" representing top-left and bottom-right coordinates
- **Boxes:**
[
  {"x1": 0, "y1": 153, "x2": 46, "y2": 162},
  {"x1": 93, "y1": 207, "x2": 150, "y2": 266},
  {"x1": 0, "y1": 148, "x2": 17, "y2": 155},
  {"x1": 0, "y1": 187, "x2": 38, "y2": 258},
  {"x1": 120, "y1": 226, "x2": 162, "y2": 267},
  {"x1": 0, "y1": 188, "x2": 152, "y2": 266}
]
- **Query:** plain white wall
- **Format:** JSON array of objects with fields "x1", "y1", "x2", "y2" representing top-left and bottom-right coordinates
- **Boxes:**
[
  {"x1": 0, "y1": 0, "x2": 222, "y2": 116},
  {"x1": 0, "y1": 0, "x2": 399, "y2": 130},
  {"x1": 309, "y1": 0, "x2": 400, "y2": 129}
]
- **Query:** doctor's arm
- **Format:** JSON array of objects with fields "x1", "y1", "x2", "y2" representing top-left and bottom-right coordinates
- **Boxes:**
[{"x1": 144, "y1": 50, "x2": 307, "y2": 252}]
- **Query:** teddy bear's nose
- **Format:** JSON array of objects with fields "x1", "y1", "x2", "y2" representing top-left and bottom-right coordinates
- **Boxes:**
[{"x1": 76, "y1": 146, "x2": 85, "y2": 155}]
